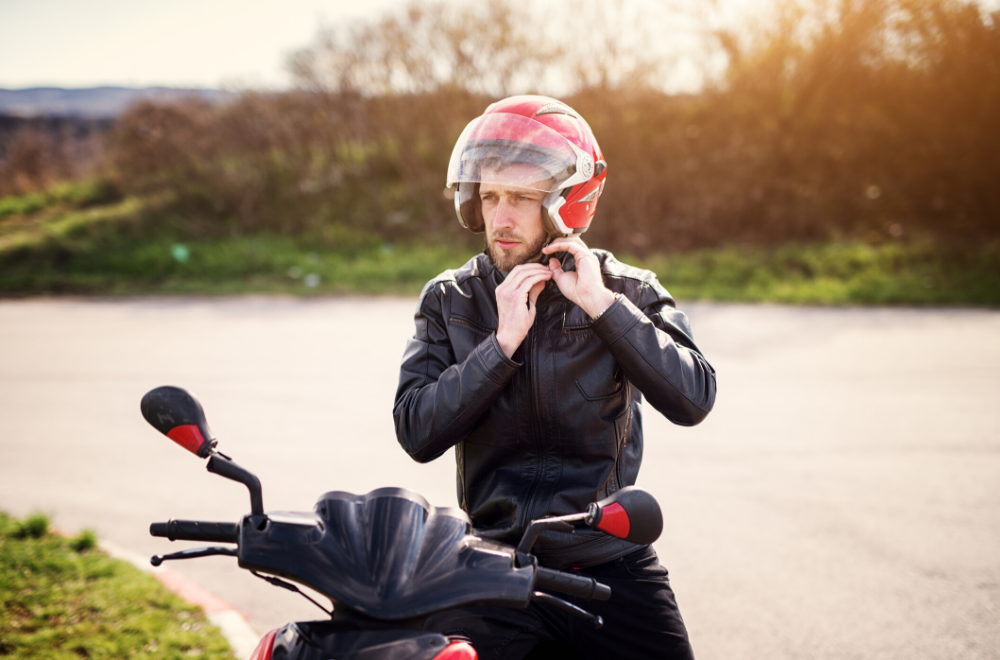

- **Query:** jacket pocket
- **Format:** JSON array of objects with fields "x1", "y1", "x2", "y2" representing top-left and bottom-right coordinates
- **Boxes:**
[
  {"x1": 562, "y1": 303, "x2": 593, "y2": 334},
  {"x1": 574, "y1": 366, "x2": 625, "y2": 401},
  {"x1": 449, "y1": 313, "x2": 496, "y2": 334},
  {"x1": 447, "y1": 315, "x2": 497, "y2": 364}
]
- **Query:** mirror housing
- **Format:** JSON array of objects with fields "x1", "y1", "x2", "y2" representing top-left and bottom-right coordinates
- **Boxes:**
[
  {"x1": 141, "y1": 386, "x2": 217, "y2": 458},
  {"x1": 585, "y1": 487, "x2": 662, "y2": 546}
]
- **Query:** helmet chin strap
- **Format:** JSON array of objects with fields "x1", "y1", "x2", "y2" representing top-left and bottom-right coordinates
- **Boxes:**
[{"x1": 523, "y1": 231, "x2": 573, "y2": 266}]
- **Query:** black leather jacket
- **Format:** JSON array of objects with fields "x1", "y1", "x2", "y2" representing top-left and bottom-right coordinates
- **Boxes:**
[{"x1": 393, "y1": 250, "x2": 716, "y2": 569}]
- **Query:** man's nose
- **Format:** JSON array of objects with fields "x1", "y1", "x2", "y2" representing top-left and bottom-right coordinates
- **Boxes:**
[{"x1": 492, "y1": 199, "x2": 516, "y2": 228}]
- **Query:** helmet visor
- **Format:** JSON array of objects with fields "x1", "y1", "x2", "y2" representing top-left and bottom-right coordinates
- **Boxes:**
[{"x1": 447, "y1": 113, "x2": 581, "y2": 193}]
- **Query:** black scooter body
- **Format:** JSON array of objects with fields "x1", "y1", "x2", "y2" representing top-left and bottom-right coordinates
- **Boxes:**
[{"x1": 142, "y1": 385, "x2": 663, "y2": 659}]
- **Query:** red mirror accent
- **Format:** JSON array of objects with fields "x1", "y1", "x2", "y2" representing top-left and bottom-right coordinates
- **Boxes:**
[
  {"x1": 166, "y1": 424, "x2": 208, "y2": 456},
  {"x1": 587, "y1": 487, "x2": 662, "y2": 545},
  {"x1": 595, "y1": 502, "x2": 630, "y2": 539}
]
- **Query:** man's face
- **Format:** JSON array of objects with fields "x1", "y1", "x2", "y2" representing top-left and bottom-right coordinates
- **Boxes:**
[{"x1": 480, "y1": 165, "x2": 551, "y2": 271}]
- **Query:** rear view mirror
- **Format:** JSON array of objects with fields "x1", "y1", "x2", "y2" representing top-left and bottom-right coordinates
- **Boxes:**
[
  {"x1": 586, "y1": 487, "x2": 663, "y2": 546},
  {"x1": 140, "y1": 386, "x2": 217, "y2": 458}
]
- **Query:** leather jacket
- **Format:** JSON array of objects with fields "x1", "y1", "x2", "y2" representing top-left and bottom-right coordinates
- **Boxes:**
[{"x1": 393, "y1": 250, "x2": 716, "y2": 569}]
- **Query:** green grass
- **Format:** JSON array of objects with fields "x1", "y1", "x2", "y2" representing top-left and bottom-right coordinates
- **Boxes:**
[
  {"x1": 0, "y1": 180, "x2": 120, "y2": 222},
  {"x1": 2, "y1": 185, "x2": 998, "y2": 304},
  {"x1": 0, "y1": 231, "x2": 472, "y2": 296},
  {"x1": 632, "y1": 241, "x2": 1000, "y2": 306},
  {"x1": 0, "y1": 511, "x2": 235, "y2": 660}
]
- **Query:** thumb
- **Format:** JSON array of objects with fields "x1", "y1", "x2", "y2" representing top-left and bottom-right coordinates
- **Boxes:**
[
  {"x1": 528, "y1": 280, "x2": 545, "y2": 308},
  {"x1": 549, "y1": 261, "x2": 573, "y2": 290},
  {"x1": 548, "y1": 257, "x2": 565, "y2": 283}
]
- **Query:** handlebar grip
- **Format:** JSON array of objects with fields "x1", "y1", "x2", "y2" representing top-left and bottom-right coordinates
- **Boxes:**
[
  {"x1": 534, "y1": 567, "x2": 612, "y2": 601},
  {"x1": 150, "y1": 520, "x2": 239, "y2": 543}
]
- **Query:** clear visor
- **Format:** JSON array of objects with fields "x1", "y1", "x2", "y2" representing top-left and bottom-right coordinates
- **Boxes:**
[{"x1": 446, "y1": 113, "x2": 582, "y2": 193}]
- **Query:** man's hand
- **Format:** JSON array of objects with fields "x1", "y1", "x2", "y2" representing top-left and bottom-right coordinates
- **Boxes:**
[
  {"x1": 495, "y1": 263, "x2": 552, "y2": 358},
  {"x1": 543, "y1": 237, "x2": 616, "y2": 319}
]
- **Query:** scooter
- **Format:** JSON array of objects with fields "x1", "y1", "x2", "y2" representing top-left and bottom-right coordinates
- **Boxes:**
[{"x1": 141, "y1": 385, "x2": 664, "y2": 660}]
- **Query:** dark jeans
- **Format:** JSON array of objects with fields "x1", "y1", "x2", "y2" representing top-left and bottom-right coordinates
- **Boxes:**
[{"x1": 426, "y1": 546, "x2": 695, "y2": 660}]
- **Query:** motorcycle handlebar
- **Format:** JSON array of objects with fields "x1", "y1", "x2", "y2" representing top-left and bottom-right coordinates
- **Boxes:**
[
  {"x1": 150, "y1": 520, "x2": 239, "y2": 543},
  {"x1": 534, "y1": 566, "x2": 611, "y2": 601}
]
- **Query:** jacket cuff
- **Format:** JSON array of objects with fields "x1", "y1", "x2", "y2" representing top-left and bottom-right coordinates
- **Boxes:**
[
  {"x1": 473, "y1": 333, "x2": 522, "y2": 386},
  {"x1": 591, "y1": 294, "x2": 643, "y2": 346}
]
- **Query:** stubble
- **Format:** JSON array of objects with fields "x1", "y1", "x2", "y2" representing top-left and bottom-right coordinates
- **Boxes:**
[{"x1": 485, "y1": 232, "x2": 548, "y2": 271}]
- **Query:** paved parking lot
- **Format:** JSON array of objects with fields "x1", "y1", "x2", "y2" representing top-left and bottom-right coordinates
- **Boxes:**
[{"x1": 1, "y1": 298, "x2": 997, "y2": 659}]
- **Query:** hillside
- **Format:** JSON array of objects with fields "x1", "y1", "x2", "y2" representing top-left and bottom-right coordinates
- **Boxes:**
[{"x1": 0, "y1": 86, "x2": 232, "y2": 119}]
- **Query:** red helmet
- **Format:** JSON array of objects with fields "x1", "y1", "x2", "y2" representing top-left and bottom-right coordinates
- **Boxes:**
[{"x1": 446, "y1": 95, "x2": 607, "y2": 238}]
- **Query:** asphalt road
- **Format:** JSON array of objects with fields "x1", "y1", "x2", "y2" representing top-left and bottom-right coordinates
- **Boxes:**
[{"x1": 1, "y1": 298, "x2": 997, "y2": 660}]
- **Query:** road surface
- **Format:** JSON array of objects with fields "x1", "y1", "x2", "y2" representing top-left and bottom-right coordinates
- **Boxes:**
[{"x1": 1, "y1": 297, "x2": 997, "y2": 659}]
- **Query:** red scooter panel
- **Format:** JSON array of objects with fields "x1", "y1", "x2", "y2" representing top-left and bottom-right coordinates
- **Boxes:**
[
  {"x1": 248, "y1": 628, "x2": 278, "y2": 660},
  {"x1": 435, "y1": 641, "x2": 477, "y2": 659}
]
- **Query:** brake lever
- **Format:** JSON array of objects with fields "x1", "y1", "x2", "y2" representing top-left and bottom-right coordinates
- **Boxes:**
[
  {"x1": 530, "y1": 591, "x2": 603, "y2": 629},
  {"x1": 150, "y1": 546, "x2": 238, "y2": 566}
]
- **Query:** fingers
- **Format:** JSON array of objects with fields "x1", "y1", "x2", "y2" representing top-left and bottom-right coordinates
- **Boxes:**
[
  {"x1": 506, "y1": 263, "x2": 552, "y2": 279},
  {"x1": 520, "y1": 271, "x2": 554, "y2": 304},
  {"x1": 496, "y1": 267, "x2": 551, "y2": 314},
  {"x1": 543, "y1": 237, "x2": 600, "y2": 273},
  {"x1": 497, "y1": 264, "x2": 551, "y2": 296},
  {"x1": 543, "y1": 236, "x2": 588, "y2": 257},
  {"x1": 495, "y1": 266, "x2": 552, "y2": 358}
]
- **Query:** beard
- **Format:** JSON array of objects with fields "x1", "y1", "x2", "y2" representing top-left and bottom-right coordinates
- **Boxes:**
[{"x1": 485, "y1": 231, "x2": 549, "y2": 271}]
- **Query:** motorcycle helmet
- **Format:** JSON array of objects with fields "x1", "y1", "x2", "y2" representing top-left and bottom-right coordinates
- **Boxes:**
[{"x1": 446, "y1": 95, "x2": 607, "y2": 238}]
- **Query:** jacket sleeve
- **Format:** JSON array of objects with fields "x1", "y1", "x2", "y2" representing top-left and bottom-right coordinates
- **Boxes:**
[
  {"x1": 393, "y1": 281, "x2": 521, "y2": 463},
  {"x1": 591, "y1": 275, "x2": 716, "y2": 426}
]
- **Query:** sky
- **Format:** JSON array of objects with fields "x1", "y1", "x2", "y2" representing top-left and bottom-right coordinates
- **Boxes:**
[
  {"x1": 0, "y1": 0, "x2": 760, "y2": 91},
  {"x1": 7, "y1": 0, "x2": 994, "y2": 92},
  {"x1": 0, "y1": 0, "x2": 414, "y2": 89}
]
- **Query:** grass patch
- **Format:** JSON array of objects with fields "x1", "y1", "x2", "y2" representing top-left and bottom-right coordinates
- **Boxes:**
[
  {"x1": 631, "y1": 240, "x2": 1000, "y2": 306},
  {"x1": 0, "y1": 231, "x2": 473, "y2": 296},
  {"x1": 0, "y1": 180, "x2": 120, "y2": 222},
  {"x1": 0, "y1": 511, "x2": 235, "y2": 659},
  {"x1": 1, "y1": 188, "x2": 998, "y2": 304}
]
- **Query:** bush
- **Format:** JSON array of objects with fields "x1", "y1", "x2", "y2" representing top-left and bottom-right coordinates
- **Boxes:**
[
  {"x1": 71, "y1": 529, "x2": 98, "y2": 552},
  {"x1": 13, "y1": 512, "x2": 50, "y2": 539},
  {"x1": 100, "y1": 0, "x2": 998, "y2": 254}
]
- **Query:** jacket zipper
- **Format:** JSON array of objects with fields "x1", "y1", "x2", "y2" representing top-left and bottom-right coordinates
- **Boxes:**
[{"x1": 520, "y1": 303, "x2": 547, "y2": 531}]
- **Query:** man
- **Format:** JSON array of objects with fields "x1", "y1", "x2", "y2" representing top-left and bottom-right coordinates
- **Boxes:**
[{"x1": 393, "y1": 95, "x2": 716, "y2": 659}]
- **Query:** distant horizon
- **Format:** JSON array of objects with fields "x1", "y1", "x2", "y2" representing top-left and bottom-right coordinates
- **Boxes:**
[
  {"x1": 0, "y1": 85, "x2": 228, "y2": 91},
  {"x1": 0, "y1": 87, "x2": 234, "y2": 119}
]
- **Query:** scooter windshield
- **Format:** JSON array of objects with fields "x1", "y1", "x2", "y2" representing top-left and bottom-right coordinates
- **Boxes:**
[{"x1": 237, "y1": 488, "x2": 536, "y2": 620}]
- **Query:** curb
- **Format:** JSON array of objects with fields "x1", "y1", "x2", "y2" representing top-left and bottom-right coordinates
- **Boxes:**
[{"x1": 100, "y1": 539, "x2": 261, "y2": 659}]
